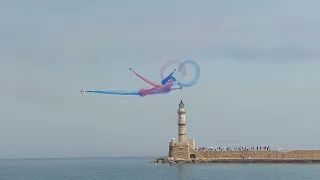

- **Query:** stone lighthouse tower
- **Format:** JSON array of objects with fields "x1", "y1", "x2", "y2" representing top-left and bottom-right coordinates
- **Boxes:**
[
  {"x1": 177, "y1": 100, "x2": 186, "y2": 142},
  {"x1": 168, "y1": 100, "x2": 200, "y2": 160}
]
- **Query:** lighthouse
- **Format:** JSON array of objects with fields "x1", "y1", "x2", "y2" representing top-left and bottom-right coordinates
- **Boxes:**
[
  {"x1": 177, "y1": 100, "x2": 186, "y2": 142},
  {"x1": 168, "y1": 100, "x2": 199, "y2": 159}
]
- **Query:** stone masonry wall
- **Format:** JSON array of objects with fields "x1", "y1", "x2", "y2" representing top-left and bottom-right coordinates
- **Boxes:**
[
  {"x1": 169, "y1": 144, "x2": 190, "y2": 160},
  {"x1": 169, "y1": 143, "x2": 205, "y2": 160},
  {"x1": 199, "y1": 150, "x2": 320, "y2": 159}
]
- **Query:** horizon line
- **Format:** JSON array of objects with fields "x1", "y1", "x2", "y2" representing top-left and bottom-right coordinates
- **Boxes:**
[{"x1": 0, "y1": 155, "x2": 162, "y2": 161}]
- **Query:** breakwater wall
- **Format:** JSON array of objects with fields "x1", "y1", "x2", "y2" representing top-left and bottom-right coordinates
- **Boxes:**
[
  {"x1": 153, "y1": 150, "x2": 320, "y2": 164},
  {"x1": 152, "y1": 157, "x2": 320, "y2": 164},
  {"x1": 198, "y1": 150, "x2": 320, "y2": 159}
]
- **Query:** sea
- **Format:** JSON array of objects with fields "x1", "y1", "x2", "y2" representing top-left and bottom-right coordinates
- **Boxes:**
[{"x1": 1, "y1": 157, "x2": 320, "y2": 180}]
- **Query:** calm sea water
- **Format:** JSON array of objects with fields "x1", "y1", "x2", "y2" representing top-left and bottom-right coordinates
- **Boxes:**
[{"x1": 1, "y1": 157, "x2": 320, "y2": 180}]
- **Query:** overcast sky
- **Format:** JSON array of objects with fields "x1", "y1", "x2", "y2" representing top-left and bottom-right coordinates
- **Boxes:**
[{"x1": 1, "y1": 0, "x2": 320, "y2": 158}]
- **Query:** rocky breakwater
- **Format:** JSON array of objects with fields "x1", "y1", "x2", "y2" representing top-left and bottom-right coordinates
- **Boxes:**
[
  {"x1": 151, "y1": 157, "x2": 320, "y2": 164},
  {"x1": 151, "y1": 157, "x2": 206, "y2": 164}
]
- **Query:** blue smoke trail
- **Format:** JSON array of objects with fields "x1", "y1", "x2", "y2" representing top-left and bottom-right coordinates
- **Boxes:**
[
  {"x1": 177, "y1": 60, "x2": 200, "y2": 88},
  {"x1": 161, "y1": 69, "x2": 176, "y2": 85},
  {"x1": 85, "y1": 90, "x2": 140, "y2": 96},
  {"x1": 82, "y1": 60, "x2": 200, "y2": 98}
]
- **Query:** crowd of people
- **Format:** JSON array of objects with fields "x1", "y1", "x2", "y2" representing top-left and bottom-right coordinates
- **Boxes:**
[{"x1": 196, "y1": 146, "x2": 271, "y2": 151}]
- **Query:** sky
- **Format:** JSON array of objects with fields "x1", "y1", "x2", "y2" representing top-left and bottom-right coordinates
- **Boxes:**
[{"x1": 1, "y1": 0, "x2": 320, "y2": 158}]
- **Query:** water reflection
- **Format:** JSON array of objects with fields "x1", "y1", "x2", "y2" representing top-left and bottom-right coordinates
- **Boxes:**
[{"x1": 177, "y1": 163, "x2": 185, "y2": 180}]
